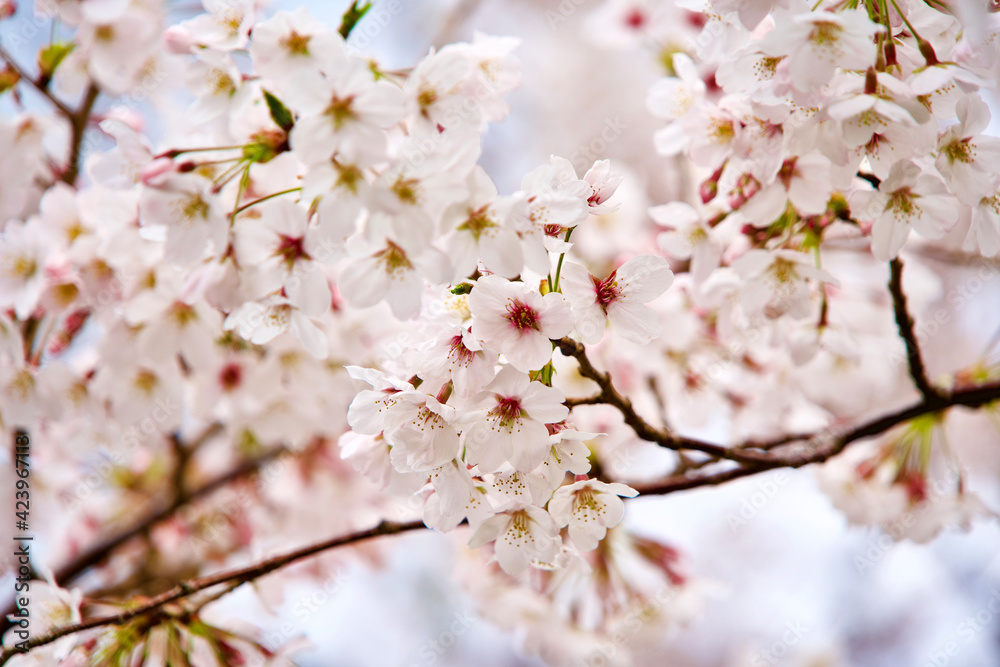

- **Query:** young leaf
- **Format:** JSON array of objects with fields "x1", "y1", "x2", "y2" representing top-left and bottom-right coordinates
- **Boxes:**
[
  {"x1": 339, "y1": 1, "x2": 373, "y2": 39},
  {"x1": 262, "y1": 89, "x2": 295, "y2": 132}
]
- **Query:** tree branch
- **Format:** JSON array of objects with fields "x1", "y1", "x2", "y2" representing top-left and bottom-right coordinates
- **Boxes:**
[
  {"x1": 555, "y1": 338, "x2": 787, "y2": 465},
  {"x1": 888, "y1": 257, "x2": 943, "y2": 404},
  {"x1": 0, "y1": 433, "x2": 278, "y2": 635},
  {"x1": 60, "y1": 447, "x2": 283, "y2": 585},
  {"x1": 8, "y1": 375, "x2": 1000, "y2": 661},
  {"x1": 0, "y1": 43, "x2": 73, "y2": 116},
  {"x1": 0, "y1": 44, "x2": 99, "y2": 185},
  {"x1": 634, "y1": 378, "x2": 1000, "y2": 494},
  {"x1": 60, "y1": 82, "x2": 100, "y2": 185},
  {"x1": 0, "y1": 520, "x2": 425, "y2": 664}
]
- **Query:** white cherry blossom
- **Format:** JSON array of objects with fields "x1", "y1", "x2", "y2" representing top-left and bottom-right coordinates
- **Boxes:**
[
  {"x1": 468, "y1": 276, "x2": 573, "y2": 373},
  {"x1": 548, "y1": 479, "x2": 638, "y2": 551},
  {"x1": 559, "y1": 255, "x2": 674, "y2": 345},
  {"x1": 463, "y1": 367, "x2": 569, "y2": 472},
  {"x1": 468, "y1": 504, "x2": 562, "y2": 575}
]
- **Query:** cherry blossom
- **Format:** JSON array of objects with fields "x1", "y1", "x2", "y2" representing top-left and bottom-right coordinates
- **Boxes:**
[
  {"x1": 3, "y1": 0, "x2": 1000, "y2": 663},
  {"x1": 547, "y1": 479, "x2": 638, "y2": 551},
  {"x1": 559, "y1": 255, "x2": 674, "y2": 345},
  {"x1": 934, "y1": 95, "x2": 1000, "y2": 205},
  {"x1": 463, "y1": 366, "x2": 569, "y2": 472},
  {"x1": 851, "y1": 160, "x2": 959, "y2": 261},
  {"x1": 761, "y1": 9, "x2": 883, "y2": 92},
  {"x1": 468, "y1": 275, "x2": 573, "y2": 372},
  {"x1": 468, "y1": 504, "x2": 562, "y2": 575}
]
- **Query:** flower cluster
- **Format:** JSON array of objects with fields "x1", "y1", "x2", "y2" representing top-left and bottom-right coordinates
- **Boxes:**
[{"x1": 1, "y1": 0, "x2": 1000, "y2": 663}]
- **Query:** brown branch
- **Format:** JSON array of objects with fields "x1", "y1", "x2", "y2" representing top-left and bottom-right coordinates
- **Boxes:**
[
  {"x1": 0, "y1": 431, "x2": 276, "y2": 635},
  {"x1": 0, "y1": 520, "x2": 425, "y2": 664},
  {"x1": 59, "y1": 447, "x2": 282, "y2": 585},
  {"x1": 0, "y1": 44, "x2": 99, "y2": 185},
  {"x1": 556, "y1": 338, "x2": 782, "y2": 465},
  {"x1": 0, "y1": 43, "x2": 73, "y2": 116},
  {"x1": 634, "y1": 378, "x2": 1000, "y2": 494},
  {"x1": 10, "y1": 375, "x2": 1000, "y2": 660},
  {"x1": 889, "y1": 257, "x2": 943, "y2": 404},
  {"x1": 61, "y1": 82, "x2": 100, "y2": 185}
]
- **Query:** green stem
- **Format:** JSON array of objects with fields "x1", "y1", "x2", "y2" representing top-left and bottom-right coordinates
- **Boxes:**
[
  {"x1": 885, "y1": 0, "x2": 923, "y2": 43},
  {"x1": 551, "y1": 227, "x2": 575, "y2": 293},
  {"x1": 212, "y1": 160, "x2": 249, "y2": 191},
  {"x1": 232, "y1": 187, "x2": 302, "y2": 216},
  {"x1": 229, "y1": 166, "x2": 251, "y2": 227},
  {"x1": 158, "y1": 144, "x2": 249, "y2": 159}
]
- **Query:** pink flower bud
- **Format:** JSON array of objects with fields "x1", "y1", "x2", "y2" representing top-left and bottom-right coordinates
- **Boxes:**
[
  {"x1": 162, "y1": 25, "x2": 196, "y2": 54},
  {"x1": 140, "y1": 157, "x2": 176, "y2": 186}
]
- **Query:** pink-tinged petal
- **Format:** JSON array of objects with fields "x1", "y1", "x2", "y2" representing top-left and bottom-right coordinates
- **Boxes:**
[
  {"x1": 608, "y1": 300, "x2": 662, "y2": 344},
  {"x1": 467, "y1": 513, "x2": 508, "y2": 549},
  {"x1": 617, "y1": 255, "x2": 674, "y2": 302},
  {"x1": 493, "y1": 526, "x2": 533, "y2": 575},
  {"x1": 509, "y1": 419, "x2": 553, "y2": 471},
  {"x1": 826, "y1": 94, "x2": 876, "y2": 121},
  {"x1": 871, "y1": 216, "x2": 910, "y2": 261},
  {"x1": 657, "y1": 230, "x2": 694, "y2": 260},
  {"x1": 538, "y1": 292, "x2": 574, "y2": 339},
  {"x1": 290, "y1": 312, "x2": 328, "y2": 360},
  {"x1": 911, "y1": 194, "x2": 958, "y2": 239},
  {"x1": 286, "y1": 268, "x2": 332, "y2": 318},
  {"x1": 649, "y1": 202, "x2": 700, "y2": 229},
  {"x1": 731, "y1": 249, "x2": 774, "y2": 278},
  {"x1": 558, "y1": 261, "x2": 595, "y2": 308},
  {"x1": 957, "y1": 95, "x2": 991, "y2": 137},
  {"x1": 505, "y1": 330, "x2": 555, "y2": 372},
  {"x1": 575, "y1": 301, "x2": 607, "y2": 346},
  {"x1": 654, "y1": 123, "x2": 689, "y2": 156}
]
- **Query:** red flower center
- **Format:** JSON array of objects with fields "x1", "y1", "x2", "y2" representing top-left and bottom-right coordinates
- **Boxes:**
[
  {"x1": 506, "y1": 299, "x2": 539, "y2": 332},
  {"x1": 276, "y1": 235, "x2": 309, "y2": 266},
  {"x1": 219, "y1": 362, "x2": 242, "y2": 391},
  {"x1": 592, "y1": 271, "x2": 621, "y2": 312},
  {"x1": 448, "y1": 334, "x2": 476, "y2": 363},
  {"x1": 625, "y1": 8, "x2": 646, "y2": 29},
  {"x1": 491, "y1": 396, "x2": 523, "y2": 427}
]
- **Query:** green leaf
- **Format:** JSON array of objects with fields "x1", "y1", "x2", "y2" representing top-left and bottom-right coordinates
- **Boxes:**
[
  {"x1": 37, "y1": 42, "x2": 75, "y2": 82},
  {"x1": 339, "y1": 1, "x2": 373, "y2": 39},
  {"x1": 0, "y1": 67, "x2": 20, "y2": 96},
  {"x1": 262, "y1": 89, "x2": 294, "y2": 132}
]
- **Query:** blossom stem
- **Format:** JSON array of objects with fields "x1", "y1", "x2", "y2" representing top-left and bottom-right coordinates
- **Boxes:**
[
  {"x1": 156, "y1": 145, "x2": 250, "y2": 159},
  {"x1": 814, "y1": 246, "x2": 829, "y2": 327},
  {"x1": 550, "y1": 227, "x2": 575, "y2": 293},
  {"x1": 211, "y1": 159, "x2": 250, "y2": 191},
  {"x1": 884, "y1": 0, "x2": 924, "y2": 47},
  {"x1": 232, "y1": 187, "x2": 303, "y2": 215},
  {"x1": 228, "y1": 165, "x2": 251, "y2": 227}
]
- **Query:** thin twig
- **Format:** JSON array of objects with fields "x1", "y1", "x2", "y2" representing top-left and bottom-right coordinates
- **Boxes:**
[
  {"x1": 0, "y1": 429, "x2": 274, "y2": 635},
  {"x1": 889, "y1": 257, "x2": 942, "y2": 403},
  {"x1": 635, "y1": 378, "x2": 1000, "y2": 494},
  {"x1": 0, "y1": 43, "x2": 73, "y2": 116},
  {"x1": 0, "y1": 520, "x2": 425, "y2": 663},
  {"x1": 555, "y1": 338, "x2": 784, "y2": 465}
]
